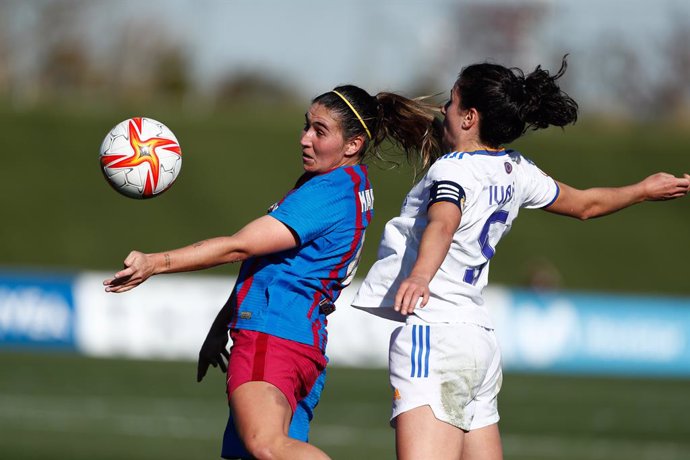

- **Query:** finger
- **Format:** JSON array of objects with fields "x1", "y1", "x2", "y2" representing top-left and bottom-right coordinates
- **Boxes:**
[
  {"x1": 394, "y1": 286, "x2": 408, "y2": 312},
  {"x1": 420, "y1": 291, "x2": 430, "y2": 308},
  {"x1": 401, "y1": 290, "x2": 421, "y2": 315},
  {"x1": 197, "y1": 360, "x2": 209, "y2": 382},
  {"x1": 398, "y1": 289, "x2": 412, "y2": 314},
  {"x1": 218, "y1": 355, "x2": 228, "y2": 373},
  {"x1": 113, "y1": 267, "x2": 134, "y2": 281},
  {"x1": 105, "y1": 284, "x2": 134, "y2": 293},
  {"x1": 123, "y1": 251, "x2": 138, "y2": 267},
  {"x1": 221, "y1": 348, "x2": 230, "y2": 360}
]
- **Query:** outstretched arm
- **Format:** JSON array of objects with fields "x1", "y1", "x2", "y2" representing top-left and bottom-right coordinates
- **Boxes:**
[
  {"x1": 394, "y1": 201, "x2": 461, "y2": 315},
  {"x1": 103, "y1": 215, "x2": 299, "y2": 293},
  {"x1": 545, "y1": 172, "x2": 690, "y2": 220}
]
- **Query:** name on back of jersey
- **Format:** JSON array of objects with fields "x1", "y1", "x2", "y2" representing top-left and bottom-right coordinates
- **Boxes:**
[
  {"x1": 359, "y1": 188, "x2": 374, "y2": 212},
  {"x1": 488, "y1": 183, "x2": 514, "y2": 206}
]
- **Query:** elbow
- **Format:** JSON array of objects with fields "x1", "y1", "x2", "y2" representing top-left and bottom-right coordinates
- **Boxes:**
[
  {"x1": 578, "y1": 203, "x2": 609, "y2": 221},
  {"x1": 223, "y1": 248, "x2": 252, "y2": 264},
  {"x1": 569, "y1": 204, "x2": 598, "y2": 221},
  {"x1": 576, "y1": 211, "x2": 593, "y2": 221},
  {"x1": 215, "y1": 239, "x2": 252, "y2": 265}
]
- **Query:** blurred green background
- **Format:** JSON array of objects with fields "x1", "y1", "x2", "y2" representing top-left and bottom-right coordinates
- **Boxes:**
[
  {"x1": 2, "y1": 1, "x2": 690, "y2": 460},
  {"x1": 1, "y1": 104, "x2": 688, "y2": 296}
]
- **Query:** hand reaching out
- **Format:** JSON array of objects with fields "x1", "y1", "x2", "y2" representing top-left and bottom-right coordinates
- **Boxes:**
[
  {"x1": 103, "y1": 250, "x2": 156, "y2": 293},
  {"x1": 641, "y1": 172, "x2": 690, "y2": 201}
]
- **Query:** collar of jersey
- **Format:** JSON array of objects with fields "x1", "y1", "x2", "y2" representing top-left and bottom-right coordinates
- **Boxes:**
[{"x1": 442, "y1": 148, "x2": 508, "y2": 158}]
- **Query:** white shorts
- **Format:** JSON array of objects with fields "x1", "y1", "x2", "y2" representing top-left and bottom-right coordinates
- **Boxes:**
[{"x1": 389, "y1": 320, "x2": 502, "y2": 431}]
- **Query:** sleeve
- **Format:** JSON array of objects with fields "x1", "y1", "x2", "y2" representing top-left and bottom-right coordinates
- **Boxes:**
[
  {"x1": 428, "y1": 180, "x2": 465, "y2": 211},
  {"x1": 268, "y1": 174, "x2": 347, "y2": 244},
  {"x1": 426, "y1": 159, "x2": 478, "y2": 210},
  {"x1": 520, "y1": 157, "x2": 560, "y2": 209}
]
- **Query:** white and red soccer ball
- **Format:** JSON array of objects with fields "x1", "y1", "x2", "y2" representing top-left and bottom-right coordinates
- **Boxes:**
[{"x1": 99, "y1": 117, "x2": 182, "y2": 199}]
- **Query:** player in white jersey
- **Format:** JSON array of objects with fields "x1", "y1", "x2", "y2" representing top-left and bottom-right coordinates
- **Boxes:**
[{"x1": 352, "y1": 56, "x2": 690, "y2": 460}]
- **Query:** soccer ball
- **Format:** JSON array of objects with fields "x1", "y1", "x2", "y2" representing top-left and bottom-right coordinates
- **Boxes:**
[{"x1": 99, "y1": 117, "x2": 182, "y2": 199}]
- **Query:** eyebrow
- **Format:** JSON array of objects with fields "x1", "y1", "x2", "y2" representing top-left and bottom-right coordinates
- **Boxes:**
[{"x1": 304, "y1": 113, "x2": 330, "y2": 131}]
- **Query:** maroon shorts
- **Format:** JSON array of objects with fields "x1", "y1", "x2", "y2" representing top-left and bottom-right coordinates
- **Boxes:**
[{"x1": 227, "y1": 329, "x2": 327, "y2": 412}]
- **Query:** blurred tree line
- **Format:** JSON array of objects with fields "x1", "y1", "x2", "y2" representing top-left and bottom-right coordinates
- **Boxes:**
[
  {"x1": 1, "y1": 0, "x2": 689, "y2": 119},
  {"x1": 0, "y1": 0, "x2": 298, "y2": 112}
]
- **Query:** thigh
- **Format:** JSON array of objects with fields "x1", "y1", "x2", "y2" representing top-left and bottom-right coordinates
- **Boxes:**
[
  {"x1": 396, "y1": 405, "x2": 464, "y2": 460},
  {"x1": 231, "y1": 381, "x2": 293, "y2": 441},
  {"x1": 221, "y1": 367, "x2": 328, "y2": 459},
  {"x1": 461, "y1": 423, "x2": 503, "y2": 460}
]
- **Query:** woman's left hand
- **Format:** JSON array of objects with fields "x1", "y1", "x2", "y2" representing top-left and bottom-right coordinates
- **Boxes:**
[{"x1": 641, "y1": 172, "x2": 690, "y2": 201}]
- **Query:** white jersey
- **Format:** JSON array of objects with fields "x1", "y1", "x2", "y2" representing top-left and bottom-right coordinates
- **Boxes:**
[{"x1": 352, "y1": 149, "x2": 559, "y2": 327}]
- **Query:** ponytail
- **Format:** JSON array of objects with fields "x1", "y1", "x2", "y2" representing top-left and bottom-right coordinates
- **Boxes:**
[
  {"x1": 456, "y1": 55, "x2": 579, "y2": 147},
  {"x1": 374, "y1": 92, "x2": 442, "y2": 170},
  {"x1": 313, "y1": 85, "x2": 442, "y2": 171},
  {"x1": 519, "y1": 55, "x2": 579, "y2": 131}
]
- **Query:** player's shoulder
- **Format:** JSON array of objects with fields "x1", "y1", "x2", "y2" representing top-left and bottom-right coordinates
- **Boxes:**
[
  {"x1": 297, "y1": 166, "x2": 368, "y2": 205},
  {"x1": 313, "y1": 164, "x2": 368, "y2": 186},
  {"x1": 429, "y1": 149, "x2": 504, "y2": 178},
  {"x1": 504, "y1": 149, "x2": 535, "y2": 166},
  {"x1": 505, "y1": 149, "x2": 551, "y2": 178}
]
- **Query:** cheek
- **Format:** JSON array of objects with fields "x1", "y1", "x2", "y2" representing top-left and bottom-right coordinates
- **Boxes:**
[{"x1": 317, "y1": 138, "x2": 344, "y2": 157}]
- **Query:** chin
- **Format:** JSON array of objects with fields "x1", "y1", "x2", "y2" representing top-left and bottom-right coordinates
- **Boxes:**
[{"x1": 302, "y1": 163, "x2": 317, "y2": 173}]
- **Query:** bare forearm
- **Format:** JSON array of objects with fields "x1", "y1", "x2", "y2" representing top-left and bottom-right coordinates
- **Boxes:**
[
  {"x1": 104, "y1": 215, "x2": 299, "y2": 293},
  {"x1": 549, "y1": 173, "x2": 689, "y2": 220},
  {"x1": 572, "y1": 183, "x2": 645, "y2": 220},
  {"x1": 155, "y1": 237, "x2": 249, "y2": 275},
  {"x1": 409, "y1": 220, "x2": 455, "y2": 281}
]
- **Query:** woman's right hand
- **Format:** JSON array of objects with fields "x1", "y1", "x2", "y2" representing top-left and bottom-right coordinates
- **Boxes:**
[
  {"x1": 103, "y1": 250, "x2": 157, "y2": 293},
  {"x1": 394, "y1": 275, "x2": 431, "y2": 316}
]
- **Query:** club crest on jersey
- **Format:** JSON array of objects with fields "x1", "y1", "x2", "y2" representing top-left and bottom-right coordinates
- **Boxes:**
[{"x1": 504, "y1": 162, "x2": 513, "y2": 174}]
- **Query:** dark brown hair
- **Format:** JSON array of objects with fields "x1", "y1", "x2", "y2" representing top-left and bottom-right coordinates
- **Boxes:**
[
  {"x1": 313, "y1": 85, "x2": 441, "y2": 169},
  {"x1": 456, "y1": 55, "x2": 579, "y2": 147}
]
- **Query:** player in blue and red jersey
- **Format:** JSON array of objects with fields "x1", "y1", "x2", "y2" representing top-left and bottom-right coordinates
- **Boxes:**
[{"x1": 104, "y1": 84, "x2": 440, "y2": 459}]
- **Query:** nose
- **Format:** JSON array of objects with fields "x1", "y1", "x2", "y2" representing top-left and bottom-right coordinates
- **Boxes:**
[
  {"x1": 440, "y1": 103, "x2": 447, "y2": 116},
  {"x1": 300, "y1": 129, "x2": 311, "y2": 147}
]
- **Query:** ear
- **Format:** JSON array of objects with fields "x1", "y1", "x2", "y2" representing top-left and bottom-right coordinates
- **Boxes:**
[
  {"x1": 461, "y1": 108, "x2": 479, "y2": 130},
  {"x1": 344, "y1": 135, "x2": 366, "y2": 158}
]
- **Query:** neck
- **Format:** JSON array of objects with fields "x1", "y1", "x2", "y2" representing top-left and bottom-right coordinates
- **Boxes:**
[{"x1": 453, "y1": 140, "x2": 492, "y2": 153}]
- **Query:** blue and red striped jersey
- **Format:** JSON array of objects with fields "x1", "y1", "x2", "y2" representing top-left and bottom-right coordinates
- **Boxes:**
[{"x1": 229, "y1": 164, "x2": 374, "y2": 351}]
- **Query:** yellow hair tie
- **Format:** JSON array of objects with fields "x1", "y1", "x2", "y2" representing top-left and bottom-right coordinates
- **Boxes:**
[{"x1": 332, "y1": 90, "x2": 372, "y2": 140}]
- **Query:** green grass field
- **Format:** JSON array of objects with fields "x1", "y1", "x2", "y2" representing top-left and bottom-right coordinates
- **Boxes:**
[{"x1": 1, "y1": 351, "x2": 689, "y2": 460}]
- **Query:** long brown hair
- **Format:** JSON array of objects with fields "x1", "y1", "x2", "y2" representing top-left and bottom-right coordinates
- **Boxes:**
[{"x1": 313, "y1": 85, "x2": 442, "y2": 171}]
